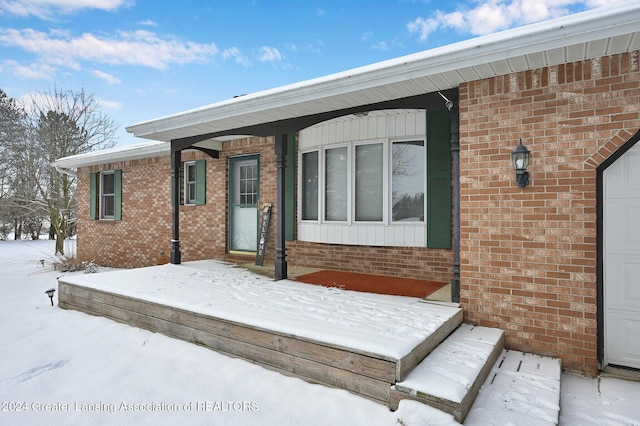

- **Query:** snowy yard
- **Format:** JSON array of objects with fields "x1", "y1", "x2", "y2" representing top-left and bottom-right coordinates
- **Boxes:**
[{"x1": 0, "y1": 239, "x2": 639, "y2": 425}]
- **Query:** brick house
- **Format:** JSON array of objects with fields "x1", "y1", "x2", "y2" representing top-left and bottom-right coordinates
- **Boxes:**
[{"x1": 54, "y1": 4, "x2": 640, "y2": 375}]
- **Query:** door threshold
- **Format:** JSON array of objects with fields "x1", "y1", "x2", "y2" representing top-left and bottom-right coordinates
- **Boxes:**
[
  {"x1": 229, "y1": 250, "x2": 256, "y2": 256},
  {"x1": 602, "y1": 365, "x2": 640, "y2": 382}
]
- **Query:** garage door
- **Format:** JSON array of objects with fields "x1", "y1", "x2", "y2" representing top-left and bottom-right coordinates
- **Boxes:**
[{"x1": 604, "y1": 141, "x2": 640, "y2": 369}]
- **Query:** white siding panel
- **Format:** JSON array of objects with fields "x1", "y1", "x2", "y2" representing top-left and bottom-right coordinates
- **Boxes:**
[
  {"x1": 415, "y1": 226, "x2": 427, "y2": 247},
  {"x1": 385, "y1": 226, "x2": 395, "y2": 245},
  {"x1": 336, "y1": 121, "x2": 345, "y2": 143},
  {"x1": 394, "y1": 226, "x2": 405, "y2": 246},
  {"x1": 375, "y1": 227, "x2": 386, "y2": 246},
  {"x1": 349, "y1": 226, "x2": 359, "y2": 245},
  {"x1": 320, "y1": 224, "x2": 328, "y2": 243},
  {"x1": 395, "y1": 114, "x2": 407, "y2": 137},
  {"x1": 386, "y1": 114, "x2": 397, "y2": 137},
  {"x1": 406, "y1": 113, "x2": 417, "y2": 136}
]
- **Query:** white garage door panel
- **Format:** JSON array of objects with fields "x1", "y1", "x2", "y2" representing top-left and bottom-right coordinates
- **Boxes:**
[
  {"x1": 605, "y1": 202, "x2": 640, "y2": 251},
  {"x1": 605, "y1": 141, "x2": 640, "y2": 370},
  {"x1": 606, "y1": 311, "x2": 640, "y2": 369},
  {"x1": 605, "y1": 256, "x2": 640, "y2": 307}
]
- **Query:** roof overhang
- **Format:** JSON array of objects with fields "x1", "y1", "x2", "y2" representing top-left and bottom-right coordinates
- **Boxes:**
[
  {"x1": 126, "y1": 3, "x2": 640, "y2": 143},
  {"x1": 52, "y1": 141, "x2": 169, "y2": 169}
]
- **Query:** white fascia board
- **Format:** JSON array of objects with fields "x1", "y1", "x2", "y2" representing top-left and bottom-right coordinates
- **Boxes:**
[
  {"x1": 52, "y1": 141, "x2": 169, "y2": 169},
  {"x1": 126, "y1": 3, "x2": 640, "y2": 141}
]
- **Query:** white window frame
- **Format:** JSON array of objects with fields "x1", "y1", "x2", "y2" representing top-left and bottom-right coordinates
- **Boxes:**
[
  {"x1": 184, "y1": 161, "x2": 196, "y2": 205},
  {"x1": 389, "y1": 138, "x2": 427, "y2": 224},
  {"x1": 323, "y1": 143, "x2": 350, "y2": 223},
  {"x1": 352, "y1": 140, "x2": 388, "y2": 224},
  {"x1": 100, "y1": 171, "x2": 115, "y2": 220},
  {"x1": 300, "y1": 150, "x2": 320, "y2": 222}
]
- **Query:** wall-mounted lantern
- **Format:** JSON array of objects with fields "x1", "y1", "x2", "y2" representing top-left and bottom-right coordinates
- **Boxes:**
[{"x1": 511, "y1": 138, "x2": 530, "y2": 187}]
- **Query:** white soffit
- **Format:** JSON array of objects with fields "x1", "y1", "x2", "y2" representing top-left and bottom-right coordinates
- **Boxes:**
[{"x1": 126, "y1": 3, "x2": 640, "y2": 143}]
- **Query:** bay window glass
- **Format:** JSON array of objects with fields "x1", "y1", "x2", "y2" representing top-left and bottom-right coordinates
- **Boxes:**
[
  {"x1": 302, "y1": 151, "x2": 318, "y2": 220},
  {"x1": 325, "y1": 147, "x2": 348, "y2": 221},
  {"x1": 392, "y1": 140, "x2": 425, "y2": 222},
  {"x1": 355, "y1": 143, "x2": 383, "y2": 221}
]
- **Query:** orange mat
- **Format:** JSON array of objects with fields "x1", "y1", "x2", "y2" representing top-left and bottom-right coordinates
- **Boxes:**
[{"x1": 294, "y1": 270, "x2": 447, "y2": 298}]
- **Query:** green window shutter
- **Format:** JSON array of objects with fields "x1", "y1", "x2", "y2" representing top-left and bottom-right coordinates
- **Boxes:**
[
  {"x1": 114, "y1": 169, "x2": 122, "y2": 221},
  {"x1": 89, "y1": 172, "x2": 97, "y2": 220},
  {"x1": 285, "y1": 133, "x2": 296, "y2": 241},
  {"x1": 195, "y1": 159, "x2": 206, "y2": 205},
  {"x1": 426, "y1": 110, "x2": 452, "y2": 248}
]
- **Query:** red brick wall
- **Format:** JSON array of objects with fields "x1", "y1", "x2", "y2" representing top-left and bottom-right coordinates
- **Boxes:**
[
  {"x1": 76, "y1": 137, "x2": 278, "y2": 268},
  {"x1": 287, "y1": 241, "x2": 452, "y2": 282},
  {"x1": 459, "y1": 51, "x2": 640, "y2": 373}
]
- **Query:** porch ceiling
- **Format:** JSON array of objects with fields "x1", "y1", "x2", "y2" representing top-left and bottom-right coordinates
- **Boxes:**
[{"x1": 126, "y1": 4, "x2": 640, "y2": 144}]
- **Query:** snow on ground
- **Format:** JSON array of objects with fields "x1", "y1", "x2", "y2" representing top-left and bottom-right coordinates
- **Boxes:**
[{"x1": 0, "y1": 239, "x2": 639, "y2": 425}]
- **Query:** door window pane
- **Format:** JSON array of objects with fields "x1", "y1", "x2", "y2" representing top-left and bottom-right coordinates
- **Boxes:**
[
  {"x1": 325, "y1": 147, "x2": 347, "y2": 221},
  {"x1": 355, "y1": 143, "x2": 383, "y2": 221},
  {"x1": 238, "y1": 163, "x2": 258, "y2": 205},
  {"x1": 302, "y1": 151, "x2": 318, "y2": 220},
  {"x1": 392, "y1": 141, "x2": 425, "y2": 222}
]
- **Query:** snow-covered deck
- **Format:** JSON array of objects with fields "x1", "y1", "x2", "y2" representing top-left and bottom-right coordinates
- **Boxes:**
[{"x1": 57, "y1": 260, "x2": 463, "y2": 406}]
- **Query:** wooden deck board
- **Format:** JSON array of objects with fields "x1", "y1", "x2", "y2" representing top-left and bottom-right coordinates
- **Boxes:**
[{"x1": 58, "y1": 278, "x2": 462, "y2": 407}]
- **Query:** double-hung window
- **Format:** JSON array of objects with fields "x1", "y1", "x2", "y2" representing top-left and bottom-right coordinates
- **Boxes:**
[
  {"x1": 182, "y1": 160, "x2": 206, "y2": 206},
  {"x1": 90, "y1": 170, "x2": 122, "y2": 221},
  {"x1": 184, "y1": 161, "x2": 197, "y2": 205},
  {"x1": 100, "y1": 171, "x2": 116, "y2": 219}
]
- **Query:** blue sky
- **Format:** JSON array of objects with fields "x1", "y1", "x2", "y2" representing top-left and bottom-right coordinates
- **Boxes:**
[{"x1": 0, "y1": 0, "x2": 625, "y2": 146}]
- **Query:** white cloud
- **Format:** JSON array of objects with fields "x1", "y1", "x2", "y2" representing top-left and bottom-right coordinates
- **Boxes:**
[
  {"x1": 92, "y1": 69, "x2": 121, "y2": 84},
  {"x1": 0, "y1": 28, "x2": 220, "y2": 70},
  {"x1": 361, "y1": 31, "x2": 373, "y2": 42},
  {"x1": 259, "y1": 46, "x2": 282, "y2": 62},
  {"x1": 371, "y1": 41, "x2": 389, "y2": 51},
  {"x1": 98, "y1": 98, "x2": 122, "y2": 110},
  {"x1": 0, "y1": 0, "x2": 129, "y2": 19},
  {"x1": 2, "y1": 59, "x2": 56, "y2": 79},
  {"x1": 138, "y1": 19, "x2": 158, "y2": 27},
  {"x1": 406, "y1": 0, "x2": 621, "y2": 41},
  {"x1": 222, "y1": 47, "x2": 251, "y2": 67}
]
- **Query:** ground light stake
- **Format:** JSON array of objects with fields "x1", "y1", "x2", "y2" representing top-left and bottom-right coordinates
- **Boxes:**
[{"x1": 45, "y1": 288, "x2": 55, "y2": 306}]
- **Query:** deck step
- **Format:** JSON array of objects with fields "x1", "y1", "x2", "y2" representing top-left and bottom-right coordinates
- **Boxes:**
[
  {"x1": 464, "y1": 349, "x2": 561, "y2": 425},
  {"x1": 390, "y1": 324, "x2": 505, "y2": 423}
]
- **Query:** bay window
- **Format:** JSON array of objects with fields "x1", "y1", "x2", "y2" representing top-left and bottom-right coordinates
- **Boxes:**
[{"x1": 301, "y1": 139, "x2": 425, "y2": 225}]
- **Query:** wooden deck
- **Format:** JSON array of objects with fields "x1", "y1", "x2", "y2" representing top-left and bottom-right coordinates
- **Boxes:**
[{"x1": 57, "y1": 263, "x2": 463, "y2": 406}]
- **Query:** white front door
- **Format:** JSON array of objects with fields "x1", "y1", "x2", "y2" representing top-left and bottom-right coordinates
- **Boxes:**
[{"x1": 604, "y1": 142, "x2": 640, "y2": 369}]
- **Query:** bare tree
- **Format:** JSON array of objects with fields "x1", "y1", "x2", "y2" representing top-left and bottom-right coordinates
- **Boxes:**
[{"x1": 22, "y1": 87, "x2": 118, "y2": 254}]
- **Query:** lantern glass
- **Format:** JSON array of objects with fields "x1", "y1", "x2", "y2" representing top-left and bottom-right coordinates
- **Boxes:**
[{"x1": 511, "y1": 139, "x2": 530, "y2": 171}]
